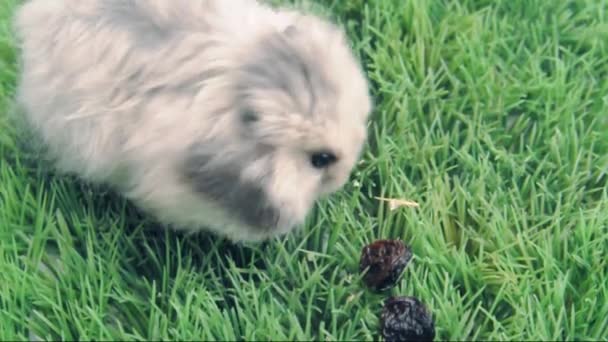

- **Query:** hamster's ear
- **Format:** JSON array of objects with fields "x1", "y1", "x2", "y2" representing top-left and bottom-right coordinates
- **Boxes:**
[
  {"x1": 237, "y1": 106, "x2": 263, "y2": 142},
  {"x1": 240, "y1": 107, "x2": 260, "y2": 124}
]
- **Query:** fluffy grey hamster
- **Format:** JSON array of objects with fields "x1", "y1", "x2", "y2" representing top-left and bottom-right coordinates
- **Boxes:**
[{"x1": 13, "y1": 0, "x2": 372, "y2": 242}]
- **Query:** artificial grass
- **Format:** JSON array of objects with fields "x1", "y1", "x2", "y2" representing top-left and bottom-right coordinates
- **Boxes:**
[{"x1": 1, "y1": 0, "x2": 607, "y2": 340}]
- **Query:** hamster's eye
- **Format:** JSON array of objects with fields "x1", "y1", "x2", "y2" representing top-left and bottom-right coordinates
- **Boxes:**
[{"x1": 310, "y1": 152, "x2": 337, "y2": 169}]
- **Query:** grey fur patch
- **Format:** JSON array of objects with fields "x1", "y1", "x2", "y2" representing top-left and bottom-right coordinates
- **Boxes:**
[
  {"x1": 283, "y1": 25, "x2": 298, "y2": 37},
  {"x1": 98, "y1": 2, "x2": 172, "y2": 47},
  {"x1": 97, "y1": 1, "x2": 214, "y2": 48},
  {"x1": 237, "y1": 30, "x2": 336, "y2": 116},
  {"x1": 181, "y1": 144, "x2": 279, "y2": 230}
]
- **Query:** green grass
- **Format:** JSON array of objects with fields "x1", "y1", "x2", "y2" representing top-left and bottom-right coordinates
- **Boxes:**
[{"x1": 1, "y1": 0, "x2": 608, "y2": 340}]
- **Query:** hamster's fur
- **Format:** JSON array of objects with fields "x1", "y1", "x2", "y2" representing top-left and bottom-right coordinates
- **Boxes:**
[{"x1": 13, "y1": 0, "x2": 372, "y2": 242}]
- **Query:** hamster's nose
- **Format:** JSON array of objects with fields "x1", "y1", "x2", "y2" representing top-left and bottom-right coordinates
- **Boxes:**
[{"x1": 322, "y1": 168, "x2": 350, "y2": 194}]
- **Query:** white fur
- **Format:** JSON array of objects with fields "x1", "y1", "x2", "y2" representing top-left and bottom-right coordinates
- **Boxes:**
[{"x1": 13, "y1": 0, "x2": 372, "y2": 242}]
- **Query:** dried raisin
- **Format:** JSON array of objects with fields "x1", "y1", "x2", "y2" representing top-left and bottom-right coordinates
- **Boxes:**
[
  {"x1": 359, "y1": 239, "x2": 412, "y2": 291},
  {"x1": 381, "y1": 296, "x2": 435, "y2": 342}
]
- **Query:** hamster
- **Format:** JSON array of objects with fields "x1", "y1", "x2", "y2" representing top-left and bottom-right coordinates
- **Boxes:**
[{"x1": 12, "y1": 0, "x2": 372, "y2": 242}]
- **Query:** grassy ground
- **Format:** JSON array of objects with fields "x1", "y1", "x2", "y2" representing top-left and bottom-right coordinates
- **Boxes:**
[{"x1": 1, "y1": 0, "x2": 608, "y2": 340}]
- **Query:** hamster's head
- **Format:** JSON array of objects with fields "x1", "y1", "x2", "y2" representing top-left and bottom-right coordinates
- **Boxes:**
[
  {"x1": 236, "y1": 16, "x2": 372, "y2": 192},
  {"x1": 181, "y1": 15, "x2": 372, "y2": 241}
]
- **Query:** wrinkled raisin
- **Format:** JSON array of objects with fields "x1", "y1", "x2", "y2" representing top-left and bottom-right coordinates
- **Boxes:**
[
  {"x1": 381, "y1": 296, "x2": 435, "y2": 342},
  {"x1": 359, "y1": 239, "x2": 412, "y2": 291}
]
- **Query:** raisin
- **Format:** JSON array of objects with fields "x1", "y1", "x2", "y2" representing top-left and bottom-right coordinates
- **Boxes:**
[
  {"x1": 359, "y1": 239, "x2": 412, "y2": 291},
  {"x1": 381, "y1": 296, "x2": 435, "y2": 342}
]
